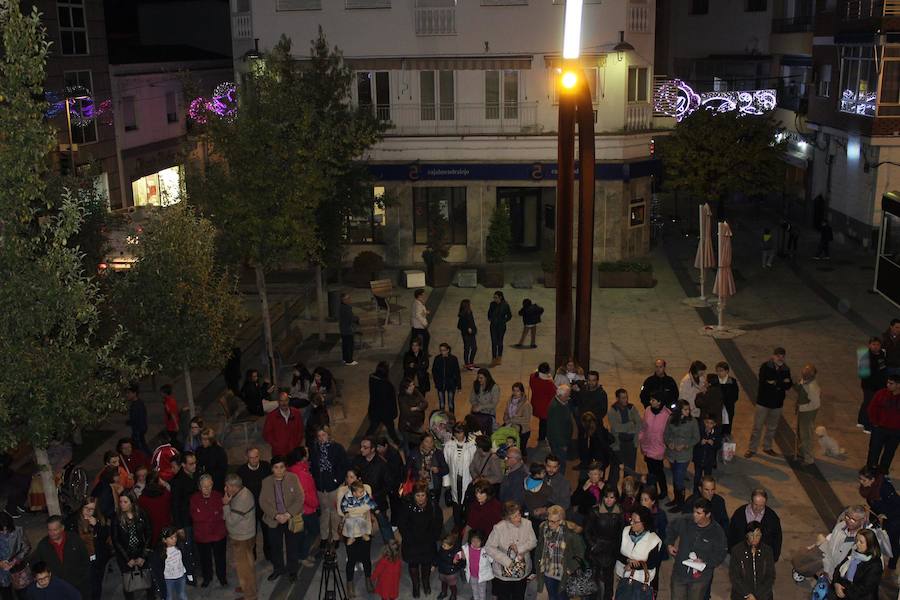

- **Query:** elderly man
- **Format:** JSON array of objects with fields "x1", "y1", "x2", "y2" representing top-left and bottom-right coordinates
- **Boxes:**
[
  {"x1": 498, "y1": 447, "x2": 527, "y2": 506},
  {"x1": 791, "y1": 505, "x2": 889, "y2": 583},
  {"x1": 728, "y1": 488, "x2": 783, "y2": 562},
  {"x1": 259, "y1": 456, "x2": 304, "y2": 583},
  {"x1": 30, "y1": 515, "x2": 91, "y2": 599},
  {"x1": 263, "y1": 390, "x2": 304, "y2": 458},
  {"x1": 547, "y1": 383, "x2": 574, "y2": 473},
  {"x1": 224, "y1": 473, "x2": 257, "y2": 600}
]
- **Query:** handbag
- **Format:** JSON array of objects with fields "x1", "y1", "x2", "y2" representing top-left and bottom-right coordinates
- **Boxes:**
[
  {"x1": 565, "y1": 556, "x2": 598, "y2": 597},
  {"x1": 501, "y1": 547, "x2": 527, "y2": 580},
  {"x1": 10, "y1": 562, "x2": 33, "y2": 591},
  {"x1": 122, "y1": 567, "x2": 152, "y2": 593},
  {"x1": 463, "y1": 454, "x2": 492, "y2": 506},
  {"x1": 288, "y1": 513, "x2": 305, "y2": 533},
  {"x1": 614, "y1": 577, "x2": 655, "y2": 600}
]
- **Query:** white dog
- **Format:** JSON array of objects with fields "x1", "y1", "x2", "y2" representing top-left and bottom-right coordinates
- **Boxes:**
[{"x1": 815, "y1": 426, "x2": 846, "y2": 458}]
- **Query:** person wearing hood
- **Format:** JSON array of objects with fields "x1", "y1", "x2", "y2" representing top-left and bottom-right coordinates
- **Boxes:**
[{"x1": 529, "y1": 363, "x2": 558, "y2": 444}]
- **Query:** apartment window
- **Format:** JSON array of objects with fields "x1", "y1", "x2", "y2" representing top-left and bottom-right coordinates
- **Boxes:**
[
  {"x1": 839, "y1": 46, "x2": 877, "y2": 116},
  {"x1": 165, "y1": 91, "x2": 178, "y2": 123},
  {"x1": 420, "y1": 70, "x2": 454, "y2": 121},
  {"x1": 123, "y1": 96, "x2": 138, "y2": 131},
  {"x1": 57, "y1": 0, "x2": 88, "y2": 55},
  {"x1": 881, "y1": 61, "x2": 900, "y2": 105},
  {"x1": 690, "y1": 0, "x2": 709, "y2": 15},
  {"x1": 276, "y1": 0, "x2": 321, "y2": 10},
  {"x1": 485, "y1": 70, "x2": 519, "y2": 119},
  {"x1": 62, "y1": 71, "x2": 97, "y2": 144},
  {"x1": 628, "y1": 67, "x2": 649, "y2": 102},
  {"x1": 817, "y1": 64, "x2": 832, "y2": 97},
  {"x1": 357, "y1": 71, "x2": 391, "y2": 121},
  {"x1": 745, "y1": 0, "x2": 767, "y2": 11},
  {"x1": 347, "y1": 186, "x2": 387, "y2": 243},
  {"x1": 346, "y1": 0, "x2": 391, "y2": 7},
  {"x1": 413, "y1": 187, "x2": 467, "y2": 245}
]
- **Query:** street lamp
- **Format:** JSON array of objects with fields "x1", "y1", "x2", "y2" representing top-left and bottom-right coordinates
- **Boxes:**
[
  {"x1": 555, "y1": 0, "x2": 596, "y2": 369},
  {"x1": 62, "y1": 89, "x2": 91, "y2": 175}
]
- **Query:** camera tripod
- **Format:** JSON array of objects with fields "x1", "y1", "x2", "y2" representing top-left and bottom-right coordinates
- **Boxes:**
[{"x1": 318, "y1": 547, "x2": 347, "y2": 600}]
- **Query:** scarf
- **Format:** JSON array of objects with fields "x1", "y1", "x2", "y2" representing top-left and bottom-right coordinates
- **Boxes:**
[
  {"x1": 525, "y1": 477, "x2": 543, "y2": 492},
  {"x1": 539, "y1": 522, "x2": 566, "y2": 579},
  {"x1": 507, "y1": 395, "x2": 523, "y2": 422},
  {"x1": 587, "y1": 484, "x2": 602, "y2": 503},
  {"x1": 318, "y1": 442, "x2": 334, "y2": 474},
  {"x1": 859, "y1": 475, "x2": 883, "y2": 504},
  {"x1": 843, "y1": 551, "x2": 872, "y2": 582},
  {"x1": 419, "y1": 450, "x2": 435, "y2": 487},
  {"x1": 629, "y1": 529, "x2": 647, "y2": 544}
]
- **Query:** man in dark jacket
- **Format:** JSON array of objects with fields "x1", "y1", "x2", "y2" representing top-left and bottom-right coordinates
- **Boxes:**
[
  {"x1": 859, "y1": 336, "x2": 888, "y2": 431},
  {"x1": 883, "y1": 319, "x2": 900, "y2": 375},
  {"x1": 30, "y1": 516, "x2": 91, "y2": 599},
  {"x1": 639, "y1": 359, "x2": 679, "y2": 409},
  {"x1": 514, "y1": 298, "x2": 544, "y2": 349},
  {"x1": 666, "y1": 497, "x2": 727, "y2": 599},
  {"x1": 746, "y1": 347, "x2": 792, "y2": 458},
  {"x1": 352, "y1": 437, "x2": 393, "y2": 544},
  {"x1": 170, "y1": 451, "x2": 198, "y2": 536},
  {"x1": 310, "y1": 426, "x2": 348, "y2": 550},
  {"x1": 339, "y1": 293, "x2": 359, "y2": 366},
  {"x1": 365, "y1": 362, "x2": 402, "y2": 445},
  {"x1": 376, "y1": 438, "x2": 405, "y2": 526},
  {"x1": 237, "y1": 447, "x2": 271, "y2": 561},
  {"x1": 574, "y1": 370, "x2": 608, "y2": 431},
  {"x1": 727, "y1": 488, "x2": 783, "y2": 562},
  {"x1": 125, "y1": 383, "x2": 149, "y2": 454},
  {"x1": 498, "y1": 447, "x2": 526, "y2": 506},
  {"x1": 681, "y1": 474, "x2": 729, "y2": 532},
  {"x1": 547, "y1": 384, "x2": 574, "y2": 473}
]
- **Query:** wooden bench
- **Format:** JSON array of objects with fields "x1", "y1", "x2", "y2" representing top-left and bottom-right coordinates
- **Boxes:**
[
  {"x1": 370, "y1": 279, "x2": 404, "y2": 326},
  {"x1": 218, "y1": 391, "x2": 262, "y2": 447}
]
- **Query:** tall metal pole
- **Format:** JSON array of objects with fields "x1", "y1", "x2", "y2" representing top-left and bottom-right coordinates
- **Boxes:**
[
  {"x1": 555, "y1": 95, "x2": 576, "y2": 369},
  {"x1": 64, "y1": 97, "x2": 76, "y2": 172},
  {"x1": 573, "y1": 77, "x2": 595, "y2": 368}
]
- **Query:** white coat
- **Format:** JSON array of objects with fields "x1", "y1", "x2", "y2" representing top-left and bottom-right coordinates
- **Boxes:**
[
  {"x1": 461, "y1": 544, "x2": 494, "y2": 583},
  {"x1": 443, "y1": 438, "x2": 477, "y2": 504}
]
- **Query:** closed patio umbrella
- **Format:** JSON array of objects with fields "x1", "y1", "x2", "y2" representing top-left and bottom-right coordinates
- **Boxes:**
[
  {"x1": 694, "y1": 203, "x2": 715, "y2": 299},
  {"x1": 713, "y1": 221, "x2": 737, "y2": 328}
]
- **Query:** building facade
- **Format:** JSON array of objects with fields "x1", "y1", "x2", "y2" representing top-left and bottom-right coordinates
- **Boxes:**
[
  {"x1": 231, "y1": 0, "x2": 661, "y2": 268},
  {"x1": 806, "y1": 0, "x2": 900, "y2": 247},
  {"x1": 36, "y1": 0, "x2": 123, "y2": 208}
]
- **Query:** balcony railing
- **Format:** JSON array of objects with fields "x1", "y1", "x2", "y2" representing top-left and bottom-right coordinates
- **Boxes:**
[
  {"x1": 415, "y1": 7, "x2": 456, "y2": 35},
  {"x1": 772, "y1": 15, "x2": 814, "y2": 32},
  {"x1": 232, "y1": 14, "x2": 252, "y2": 40},
  {"x1": 382, "y1": 102, "x2": 539, "y2": 135},
  {"x1": 625, "y1": 103, "x2": 652, "y2": 130},
  {"x1": 840, "y1": 0, "x2": 900, "y2": 18},
  {"x1": 628, "y1": 2, "x2": 651, "y2": 33}
]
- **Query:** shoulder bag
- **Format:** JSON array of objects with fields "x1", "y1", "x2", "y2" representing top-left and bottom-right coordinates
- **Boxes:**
[
  {"x1": 123, "y1": 567, "x2": 152, "y2": 593},
  {"x1": 288, "y1": 512, "x2": 305, "y2": 533},
  {"x1": 501, "y1": 547, "x2": 527, "y2": 580},
  {"x1": 565, "y1": 556, "x2": 598, "y2": 597}
]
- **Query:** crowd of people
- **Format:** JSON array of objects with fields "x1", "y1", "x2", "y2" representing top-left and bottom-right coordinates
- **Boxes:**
[{"x1": 0, "y1": 292, "x2": 898, "y2": 600}]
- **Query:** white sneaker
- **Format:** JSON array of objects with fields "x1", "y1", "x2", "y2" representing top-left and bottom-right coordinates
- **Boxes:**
[
  {"x1": 856, "y1": 424, "x2": 864, "y2": 429},
  {"x1": 344, "y1": 361, "x2": 359, "y2": 366}
]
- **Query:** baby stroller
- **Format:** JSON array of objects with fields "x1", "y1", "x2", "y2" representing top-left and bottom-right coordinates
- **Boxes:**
[
  {"x1": 429, "y1": 410, "x2": 454, "y2": 450},
  {"x1": 58, "y1": 462, "x2": 89, "y2": 514},
  {"x1": 491, "y1": 425, "x2": 521, "y2": 459}
]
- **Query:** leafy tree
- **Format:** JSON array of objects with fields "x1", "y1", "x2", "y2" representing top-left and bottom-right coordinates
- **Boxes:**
[
  {"x1": 421, "y1": 209, "x2": 450, "y2": 272},
  {"x1": 186, "y1": 35, "x2": 320, "y2": 380},
  {"x1": 0, "y1": 0, "x2": 144, "y2": 515},
  {"x1": 113, "y1": 204, "x2": 245, "y2": 417},
  {"x1": 659, "y1": 109, "x2": 786, "y2": 216},
  {"x1": 485, "y1": 203, "x2": 512, "y2": 263}
]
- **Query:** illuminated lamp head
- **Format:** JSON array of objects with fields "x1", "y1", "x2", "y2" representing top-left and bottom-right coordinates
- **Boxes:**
[{"x1": 561, "y1": 71, "x2": 578, "y2": 90}]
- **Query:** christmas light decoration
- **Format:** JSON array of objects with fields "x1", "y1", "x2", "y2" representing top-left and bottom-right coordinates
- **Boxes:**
[{"x1": 653, "y1": 79, "x2": 777, "y2": 121}]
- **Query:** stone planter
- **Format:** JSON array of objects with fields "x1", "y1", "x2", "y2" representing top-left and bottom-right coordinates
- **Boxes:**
[
  {"x1": 479, "y1": 264, "x2": 505, "y2": 288},
  {"x1": 426, "y1": 262, "x2": 455, "y2": 288},
  {"x1": 597, "y1": 270, "x2": 654, "y2": 288}
]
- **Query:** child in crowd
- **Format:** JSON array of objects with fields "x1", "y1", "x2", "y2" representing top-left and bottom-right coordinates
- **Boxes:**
[
  {"x1": 372, "y1": 540, "x2": 402, "y2": 600},
  {"x1": 462, "y1": 529, "x2": 493, "y2": 600},
  {"x1": 620, "y1": 475, "x2": 640, "y2": 521},
  {"x1": 692, "y1": 413, "x2": 723, "y2": 492},
  {"x1": 158, "y1": 527, "x2": 190, "y2": 600},
  {"x1": 340, "y1": 480, "x2": 378, "y2": 544},
  {"x1": 435, "y1": 532, "x2": 466, "y2": 600}
]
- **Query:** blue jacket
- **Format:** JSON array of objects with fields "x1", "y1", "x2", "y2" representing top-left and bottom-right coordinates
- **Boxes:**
[{"x1": 26, "y1": 577, "x2": 81, "y2": 600}]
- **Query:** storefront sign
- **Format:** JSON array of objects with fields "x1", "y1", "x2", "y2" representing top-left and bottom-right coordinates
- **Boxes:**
[{"x1": 370, "y1": 160, "x2": 660, "y2": 182}]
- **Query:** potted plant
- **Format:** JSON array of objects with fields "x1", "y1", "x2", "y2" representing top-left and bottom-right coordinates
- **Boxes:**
[
  {"x1": 541, "y1": 245, "x2": 556, "y2": 288},
  {"x1": 597, "y1": 260, "x2": 655, "y2": 288},
  {"x1": 422, "y1": 210, "x2": 454, "y2": 287},
  {"x1": 482, "y1": 203, "x2": 511, "y2": 287},
  {"x1": 350, "y1": 250, "x2": 385, "y2": 288}
]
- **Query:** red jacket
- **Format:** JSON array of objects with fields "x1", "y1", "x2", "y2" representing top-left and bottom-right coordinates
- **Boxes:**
[
  {"x1": 151, "y1": 444, "x2": 179, "y2": 481},
  {"x1": 868, "y1": 388, "x2": 900, "y2": 431},
  {"x1": 529, "y1": 372, "x2": 557, "y2": 420},
  {"x1": 163, "y1": 395, "x2": 179, "y2": 432},
  {"x1": 190, "y1": 491, "x2": 227, "y2": 543},
  {"x1": 373, "y1": 555, "x2": 402, "y2": 599},
  {"x1": 137, "y1": 488, "x2": 172, "y2": 543},
  {"x1": 263, "y1": 408, "x2": 305, "y2": 457},
  {"x1": 121, "y1": 450, "x2": 150, "y2": 476},
  {"x1": 287, "y1": 462, "x2": 320, "y2": 515}
]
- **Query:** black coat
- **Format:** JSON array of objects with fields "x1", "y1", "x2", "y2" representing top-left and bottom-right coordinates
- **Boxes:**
[
  {"x1": 404, "y1": 349, "x2": 431, "y2": 392},
  {"x1": 584, "y1": 506, "x2": 624, "y2": 568},
  {"x1": 861, "y1": 350, "x2": 888, "y2": 392},
  {"x1": 705, "y1": 375, "x2": 739, "y2": 423},
  {"x1": 574, "y1": 386, "x2": 609, "y2": 423},
  {"x1": 240, "y1": 380, "x2": 269, "y2": 416},
  {"x1": 397, "y1": 499, "x2": 442, "y2": 565},
  {"x1": 639, "y1": 374, "x2": 678, "y2": 409},
  {"x1": 352, "y1": 454, "x2": 390, "y2": 511},
  {"x1": 757, "y1": 360, "x2": 793, "y2": 409},
  {"x1": 196, "y1": 444, "x2": 228, "y2": 492},
  {"x1": 368, "y1": 373, "x2": 398, "y2": 422},
  {"x1": 64, "y1": 513, "x2": 112, "y2": 565},
  {"x1": 518, "y1": 303, "x2": 544, "y2": 326},
  {"x1": 487, "y1": 301, "x2": 512, "y2": 333},
  {"x1": 309, "y1": 441, "x2": 348, "y2": 493},
  {"x1": 406, "y1": 448, "x2": 449, "y2": 496},
  {"x1": 110, "y1": 511, "x2": 154, "y2": 570},
  {"x1": 577, "y1": 427, "x2": 613, "y2": 469},
  {"x1": 31, "y1": 533, "x2": 91, "y2": 599},
  {"x1": 236, "y1": 461, "x2": 271, "y2": 509},
  {"x1": 338, "y1": 302, "x2": 357, "y2": 336},
  {"x1": 457, "y1": 312, "x2": 477, "y2": 336},
  {"x1": 170, "y1": 470, "x2": 198, "y2": 529},
  {"x1": 832, "y1": 553, "x2": 883, "y2": 600},
  {"x1": 692, "y1": 422, "x2": 723, "y2": 469},
  {"x1": 379, "y1": 445, "x2": 405, "y2": 492},
  {"x1": 729, "y1": 541, "x2": 776, "y2": 600},
  {"x1": 432, "y1": 354, "x2": 462, "y2": 392},
  {"x1": 728, "y1": 505, "x2": 783, "y2": 561}
]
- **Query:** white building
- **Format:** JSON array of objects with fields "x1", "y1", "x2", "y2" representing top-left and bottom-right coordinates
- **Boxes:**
[{"x1": 231, "y1": 0, "x2": 662, "y2": 267}]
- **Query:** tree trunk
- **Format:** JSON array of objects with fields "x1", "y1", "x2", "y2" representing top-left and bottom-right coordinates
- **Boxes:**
[
  {"x1": 316, "y1": 263, "x2": 325, "y2": 342},
  {"x1": 254, "y1": 264, "x2": 277, "y2": 384},
  {"x1": 34, "y1": 447, "x2": 61, "y2": 517},
  {"x1": 183, "y1": 362, "x2": 196, "y2": 418}
]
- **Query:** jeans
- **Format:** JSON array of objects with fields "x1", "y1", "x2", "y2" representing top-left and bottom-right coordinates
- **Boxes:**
[
  {"x1": 670, "y1": 461, "x2": 689, "y2": 493},
  {"x1": 670, "y1": 580, "x2": 710, "y2": 600},
  {"x1": 269, "y1": 523, "x2": 301, "y2": 575},
  {"x1": 490, "y1": 326, "x2": 506, "y2": 358},
  {"x1": 299, "y1": 513, "x2": 321, "y2": 560},
  {"x1": 196, "y1": 537, "x2": 227, "y2": 584},
  {"x1": 341, "y1": 335, "x2": 354, "y2": 363},
  {"x1": 544, "y1": 576, "x2": 564, "y2": 600},
  {"x1": 868, "y1": 427, "x2": 900, "y2": 473},
  {"x1": 165, "y1": 575, "x2": 188, "y2": 600},
  {"x1": 462, "y1": 334, "x2": 477, "y2": 366},
  {"x1": 318, "y1": 489, "x2": 341, "y2": 541},
  {"x1": 517, "y1": 326, "x2": 537, "y2": 347},
  {"x1": 748, "y1": 405, "x2": 783, "y2": 452},
  {"x1": 645, "y1": 456, "x2": 667, "y2": 498},
  {"x1": 438, "y1": 390, "x2": 456, "y2": 413}
]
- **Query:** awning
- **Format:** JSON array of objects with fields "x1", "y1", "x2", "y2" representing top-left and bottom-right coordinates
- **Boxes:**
[
  {"x1": 343, "y1": 55, "x2": 533, "y2": 71},
  {"x1": 543, "y1": 54, "x2": 609, "y2": 69}
]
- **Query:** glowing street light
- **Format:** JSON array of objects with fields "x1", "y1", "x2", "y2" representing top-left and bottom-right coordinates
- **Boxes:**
[
  {"x1": 562, "y1": 0, "x2": 583, "y2": 59},
  {"x1": 561, "y1": 70, "x2": 578, "y2": 89}
]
